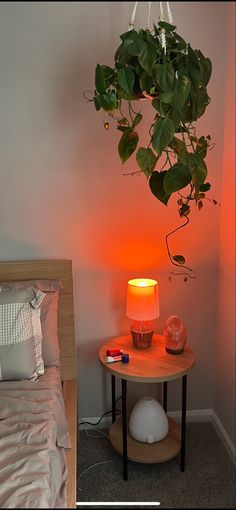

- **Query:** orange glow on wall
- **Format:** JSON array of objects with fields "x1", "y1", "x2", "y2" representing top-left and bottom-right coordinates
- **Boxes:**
[{"x1": 126, "y1": 278, "x2": 160, "y2": 320}]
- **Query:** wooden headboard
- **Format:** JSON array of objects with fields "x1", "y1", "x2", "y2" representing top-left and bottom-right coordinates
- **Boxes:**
[
  {"x1": 0, "y1": 259, "x2": 76, "y2": 381},
  {"x1": 0, "y1": 259, "x2": 77, "y2": 508}
]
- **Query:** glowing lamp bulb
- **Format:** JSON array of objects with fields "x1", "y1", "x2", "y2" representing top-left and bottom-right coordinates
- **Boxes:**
[{"x1": 126, "y1": 278, "x2": 160, "y2": 350}]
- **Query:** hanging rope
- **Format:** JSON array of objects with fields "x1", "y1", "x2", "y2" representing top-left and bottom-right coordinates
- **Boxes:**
[
  {"x1": 128, "y1": 1, "x2": 138, "y2": 31},
  {"x1": 159, "y1": 1, "x2": 164, "y2": 21},
  {"x1": 147, "y1": 2, "x2": 152, "y2": 29},
  {"x1": 128, "y1": 2, "x2": 174, "y2": 53},
  {"x1": 159, "y1": 2, "x2": 166, "y2": 54},
  {"x1": 166, "y1": 1, "x2": 173, "y2": 24}
]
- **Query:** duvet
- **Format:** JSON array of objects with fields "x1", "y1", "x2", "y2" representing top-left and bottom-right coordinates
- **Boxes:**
[{"x1": 0, "y1": 368, "x2": 71, "y2": 508}]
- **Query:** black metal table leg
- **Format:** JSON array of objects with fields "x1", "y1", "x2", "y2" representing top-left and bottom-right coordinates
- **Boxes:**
[
  {"x1": 180, "y1": 374, "x2": 187, "y2": 471},
  {"x1": 163, "y1": 381, "x2": 168, "y2": 412},
  {"x1": 111, "y1": 375, "x2": 116, "y2": 423},
  {"x1": 122, "y1": 378, "x2": 128, "y2": 481}
]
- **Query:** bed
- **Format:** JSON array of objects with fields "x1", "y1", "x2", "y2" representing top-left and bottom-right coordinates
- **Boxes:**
[{"x1": 0, "y1": 260, "x2": 77, "y2": 508}]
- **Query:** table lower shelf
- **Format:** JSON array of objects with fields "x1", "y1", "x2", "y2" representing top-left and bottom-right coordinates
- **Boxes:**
[{"x1": 109, "y1": 416, "x2": 181, "y2": 464}]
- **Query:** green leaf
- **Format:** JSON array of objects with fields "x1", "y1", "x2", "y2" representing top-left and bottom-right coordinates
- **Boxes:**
[
  {"x1": 140, "y1": 70, "x2": 154, "y2": 92},
  {"x1": 93, "y1": 95, "x2": 101, "y2": 111},
  {"x1": 152, "y1": 96, "x2": 170, "y2": 116},
  {"x1": 152, "y1": 118, "x2": 175, "y2": 155},
  {"x1": 194, "y1": 163, "x2": 207, "y2": 187},
  {"x1": 146, "y1": 31, "x2": 160, "y2": 49},
  {"x1": 154, "y1": 62, "x2": 175, "y2": 91},
  {"x1": 118, "y1": 131, "x2": 139, "y2": 163},
  {"x1": 121, "y1": 31, "x2": 146, "y2": 56},
  {"x1": 138, "y1": 42, "x2": 157, "y2": 73},
  {"x1": 137, "y1": 29, "x2": 149, "y2": 42},
  {"x1": 132, "y1": 113, "x2": 143, "y2": 127},
  {"x1": 126, "y1": 38, "x2": 146, "y2": 57},
  {"x1": 169, "y1": 136, "x2": 188, "y2": 160},
  {"x1": 120, "y1": 30, "x2": 134, "y2": 42},
  {"x1": 154, "y1": 64, "x2": 163, "y2": 86},
  {"x1": 117, "y1": 89, "x2": 138, "y2": 101},
  {"x1": 174, "y1": 33, "x2": 187, "y2": 50},
  {"x1": 95, "y1": 64, "x2": 106, "y2": 94},
  {"x1": 158, "y1": 21, "x2": 176, "y2": 32},
  {"x1": 186, "y1": 153, "x2": 207, "y2": 185},
  {"x1": 171, "y1": 104, "x2": 184, "y2": 127},
  {"x1": 194, "y1": 88, "x2": 211, "y2": 119},
  {"x1": 101, "y1": 65, "x2": 115, "y2": 84},
  {"x1": 200, "y1": 182, "x2": 211, "y2": 192},
  {"x1": 99, "y1": 92, "x2": 118, "y2": 111},
  {"x1": 118, "y1": 117, "x2": 128, "y2": 126},
  {"x1": 136, "y1": 147, "x2": 158, "y2": 177},
  {"x1": 188, "y1": 45, "x2": 201, "y2": 69},
  {"x1": 199, "y1": 57, "x2": 212, "y2": 87},
  {"x1": 179, "y1": 203, "x2": 191, "y2": 217},
  {"x1": 117, "y1": 126, "x2": 132, "y2": 133},
  {"x1": 161, "y1": 90, "x2": 174, "y2": 104},
  {"x1": 149, "y1": 171, "x2": 171, "y2": 205},
  {"x1": 172, "y1": 69, "x2": 191, "y2": 109},
  {"x1": 172, "y1": 255, "x2": 186, "y2": 265},
  {"x1": 188, "y1": 64, "x2": 201, "y2": 94},
  {"x1": 163, "y1": 163, "x2": 192, "y2": 194},
  {"x1": 117, "y1": 68, "x2": 135, "y2": 95},
  {"x1": 115, "y1": 44, "x2": 132, "y2": 66},
  {"x1": 152, "y1": 98, "x2": 169, "y2": 116}
]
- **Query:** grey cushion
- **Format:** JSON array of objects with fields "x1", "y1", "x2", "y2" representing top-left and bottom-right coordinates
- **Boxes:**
[{"x1": 0, "y1": 337, "x2": 37, "y2": 381}]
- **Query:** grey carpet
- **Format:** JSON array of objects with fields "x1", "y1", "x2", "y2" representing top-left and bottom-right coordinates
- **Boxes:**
[{"x1": 77, "y1": 422, "x2": 236, "y2": 508}]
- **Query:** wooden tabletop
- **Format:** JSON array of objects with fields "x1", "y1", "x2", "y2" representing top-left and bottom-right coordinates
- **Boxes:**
[{"x1": 99, "y1": 334, "x2": 196, "y2": 383}]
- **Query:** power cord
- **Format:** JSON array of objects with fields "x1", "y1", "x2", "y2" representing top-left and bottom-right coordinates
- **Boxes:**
[
  {"x1": 77, "y1": 396, "x2": 122, "y2": 495},
  {"x1": 78, "y1": 395, "x2": 122, "y2": 428},
  {"x1": 77, "y1": 452, "x2": 118, "y2": 495}
]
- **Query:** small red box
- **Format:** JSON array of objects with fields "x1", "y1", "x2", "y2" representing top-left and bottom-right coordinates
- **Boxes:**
[{"x1": 106, "y1": 348, "x2": 123, "y2": 357}]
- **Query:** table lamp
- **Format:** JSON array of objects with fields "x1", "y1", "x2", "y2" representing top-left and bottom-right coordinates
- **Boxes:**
[{"x1": 126, "y1": 278, "x2": 159, "y2": 349}]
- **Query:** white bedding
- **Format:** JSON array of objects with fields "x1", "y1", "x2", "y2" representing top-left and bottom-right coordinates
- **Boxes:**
[{"x1": 0, "y1": 367, "x2": 70, "y2": 508}]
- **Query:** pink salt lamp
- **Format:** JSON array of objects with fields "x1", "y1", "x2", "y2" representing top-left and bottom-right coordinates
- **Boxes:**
[{"x1": 163, "y1": 315, "x2": 187, "y2": 354}]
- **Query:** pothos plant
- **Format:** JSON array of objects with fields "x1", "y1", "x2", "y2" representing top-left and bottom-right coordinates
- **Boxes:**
[{"x1": 88, "y1": 20, "x2": 217, "y2": 280}]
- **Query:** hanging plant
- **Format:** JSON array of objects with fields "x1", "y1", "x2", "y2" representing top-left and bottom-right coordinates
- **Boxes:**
[{"x1": 86, "y1": 2, "x2": 218, "y2": 280}]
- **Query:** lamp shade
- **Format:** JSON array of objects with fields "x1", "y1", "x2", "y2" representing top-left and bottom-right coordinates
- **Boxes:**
[{"x1": 126, "y1": 278, "x2": 159, "y2": 321}]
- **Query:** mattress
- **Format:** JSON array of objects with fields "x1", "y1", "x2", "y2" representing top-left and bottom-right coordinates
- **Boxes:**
[{"x1": 0, "y1": 367, "x2": 71, "y2": 509}]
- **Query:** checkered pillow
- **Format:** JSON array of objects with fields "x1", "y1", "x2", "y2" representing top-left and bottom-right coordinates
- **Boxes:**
[{"x1": 0, "y1": 287, "x2": 46, "y2": 381}]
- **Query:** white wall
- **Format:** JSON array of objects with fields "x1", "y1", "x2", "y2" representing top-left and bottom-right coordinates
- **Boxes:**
[
  {"x1": 0, "y1": 3, "x2": 231, "y2": 420},
  {"x1": 215, "y1": 2, "x2": 235, "y2": 445}
]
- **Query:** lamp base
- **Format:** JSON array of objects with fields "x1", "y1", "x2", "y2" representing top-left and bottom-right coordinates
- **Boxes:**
[
  {"x1": 165, "y1": 346, "x2": 184, "y2": 355},
  {"x1": 131, "y1": 321, "x2": 154, "y2": 349}
]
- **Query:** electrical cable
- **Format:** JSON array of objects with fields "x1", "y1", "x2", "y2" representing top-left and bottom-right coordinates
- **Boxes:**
[
  {"x1": 77, "y1": 452, "x2": 118, "y2": 493},
  {"x1": 84, "y1": 427, "x2": 110, "y2": 439},
  {"x1": 77, "y1": 397, "x2": 122, "y2": 493},
  {"x1": 78, "y1": 396, "x2": 122, "y2": 427},
  {"x1": 79, "y1": 408, "x2": 120, "y2": 427}
]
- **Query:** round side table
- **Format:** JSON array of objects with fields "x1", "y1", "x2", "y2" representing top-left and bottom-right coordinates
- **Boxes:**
[{"x1": 99, "y1": 334, "x2": 196, "y2": 481}]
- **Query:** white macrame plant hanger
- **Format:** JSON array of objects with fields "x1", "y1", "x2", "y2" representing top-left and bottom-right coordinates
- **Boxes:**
[{"x1": 128, "y1": 1, "x2": 174, "y2": 54}]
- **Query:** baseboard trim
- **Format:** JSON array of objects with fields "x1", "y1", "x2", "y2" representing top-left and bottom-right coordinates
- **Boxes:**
[
  {"x1": 211, "y1": 411, "x2": 236, "y2": 465},
  {"x1": 79, "y1": 408, "x2": 214, "y2": 430},
  {"x1": 79, "y1": 408, "x2": 235, "y2": 464},
  {"x1": 168, "y1": 408, "x2": 213, "y2": 422}
]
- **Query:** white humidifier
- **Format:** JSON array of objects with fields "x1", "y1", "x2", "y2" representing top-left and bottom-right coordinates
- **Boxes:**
[{"x1": 129, "y1": 397, "x2": 169, "y2": 444}]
